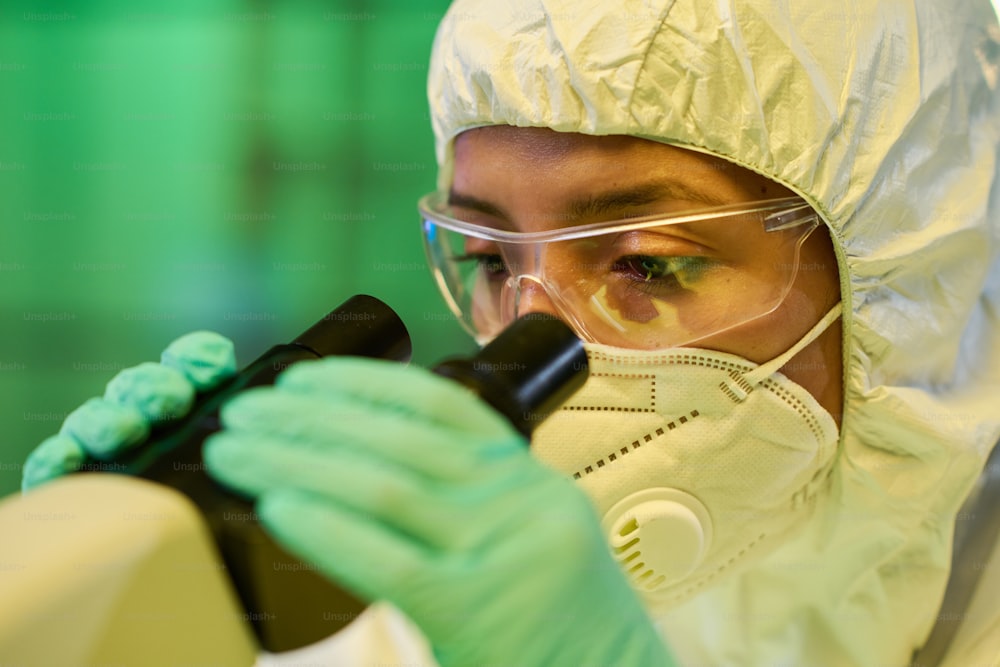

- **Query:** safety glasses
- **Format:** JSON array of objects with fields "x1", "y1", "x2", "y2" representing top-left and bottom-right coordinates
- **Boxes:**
[{"x1": 419, "y1": 191, "x2": 819, "y2": 349}]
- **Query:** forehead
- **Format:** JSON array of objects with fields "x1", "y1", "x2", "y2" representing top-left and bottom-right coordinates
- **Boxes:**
[
  {"x1": 451, "y1": 126, "x2": 795, "y2": 214},
  {"x1": 454, "y1": 126, "x2": 715, "y2": 177}
]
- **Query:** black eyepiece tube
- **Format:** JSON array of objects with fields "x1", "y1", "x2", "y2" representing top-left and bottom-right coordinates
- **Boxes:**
[
  {"x1": 291, "y1": 293, "x2": 413, "y2": 362},
  {"x1": 433, "y1": 313, "x2": 589, "y2": 438},
  {"x1": 101, "y1": 294, "x2": 411, "y2": 654}
]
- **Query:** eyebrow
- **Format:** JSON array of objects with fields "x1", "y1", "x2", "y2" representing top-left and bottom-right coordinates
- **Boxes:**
[
  {"x1": 447, "y1": 191, "x2": 510, "y2": 220},
  {"x1": 447, "y1": 180, "x2": 727, "y2": 226},
  {"x1": 569, "y1": 182, "x2": 726, "y2": 219}
]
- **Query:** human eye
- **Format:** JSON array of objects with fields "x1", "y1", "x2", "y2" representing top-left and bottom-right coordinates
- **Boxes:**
[
  {"x1": 453, "y1": 239, "x2": 509, "y2": 281},
  {"x1": 463, "y1": 253, "x2": 508, "y2": 278},
  {"x1": 612, "y1": 255, "x2": 716, "y2": 294}
]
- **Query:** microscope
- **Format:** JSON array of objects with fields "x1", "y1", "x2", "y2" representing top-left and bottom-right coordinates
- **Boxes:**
[{"x1": 0, "y1": 295, "x2": 588, "y2": 666}]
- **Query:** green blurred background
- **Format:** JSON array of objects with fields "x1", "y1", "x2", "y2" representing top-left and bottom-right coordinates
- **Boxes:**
[{"x1": 0, "y1": 1, "x2": 473, "y2": 497}]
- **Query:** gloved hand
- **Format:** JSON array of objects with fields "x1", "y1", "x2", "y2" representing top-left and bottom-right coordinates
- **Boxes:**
[
  {"x1": 22, "y1": 331, "x2": 236, "y2": 492},
  {"x1": 204, "y1": 357, "x2": 678, "y2": 667}
]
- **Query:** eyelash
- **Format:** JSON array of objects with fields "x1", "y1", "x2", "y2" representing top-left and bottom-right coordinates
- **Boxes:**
[
  {"x1": 456, "y1": 253, "x2": 508, "y2": 279},
  {"x1": 458, "y1": 252, "x2": 713, "y2": 295}
]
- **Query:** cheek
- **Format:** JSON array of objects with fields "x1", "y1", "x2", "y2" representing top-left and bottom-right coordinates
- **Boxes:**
[
  {"x1": 692, "y1": 226, "x2": 841, "y2": 365},
  {"x1": 795, "y1": 222, "x2": 841, "y2": 300},
  {"x1": 698, "y1": 289, "x2": 818, "y2": 363},
  {"x1": 689, "y1": 291, "x2": 843, "y2": 426},
  {"x1": 776, "y1": 317, "x2": 844, "y2": 427}
]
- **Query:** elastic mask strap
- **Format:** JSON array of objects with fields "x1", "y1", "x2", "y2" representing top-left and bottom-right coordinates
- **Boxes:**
[{"x1": 722, "y1": 302, "x2": 843, "y2": 402}]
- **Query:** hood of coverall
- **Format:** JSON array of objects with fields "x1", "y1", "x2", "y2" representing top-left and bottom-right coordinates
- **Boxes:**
[{"x1": 427, "y1": 2, "x2": 1000, "y2": 666}]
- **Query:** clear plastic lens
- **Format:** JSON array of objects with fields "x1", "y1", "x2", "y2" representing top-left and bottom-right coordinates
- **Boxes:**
[{"x1": 420, "y1": 193, "x2": 819, "y2": 349}]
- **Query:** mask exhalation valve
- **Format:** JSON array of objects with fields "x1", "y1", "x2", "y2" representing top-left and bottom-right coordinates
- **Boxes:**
[{"x1": 602, "y1": 487, "x2": 714, "y2": 591}]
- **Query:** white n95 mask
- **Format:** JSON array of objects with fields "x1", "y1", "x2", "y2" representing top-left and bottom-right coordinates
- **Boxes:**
[{"x1": 531, "y1": 304, "x2": 842, "y2": 612}]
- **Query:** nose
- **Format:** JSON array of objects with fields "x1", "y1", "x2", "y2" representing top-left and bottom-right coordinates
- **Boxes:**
[{"x1": 507, "y1": 275, "x2": 562, "y2": 320}]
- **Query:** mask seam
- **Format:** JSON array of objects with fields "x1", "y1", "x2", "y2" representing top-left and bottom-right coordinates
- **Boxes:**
[
  {"x1": 570, "y1": 409, "x2": 701, "y2": 480},
  {"x1": 563, "y1": 371, "x2": 657, "y2": 413},
  {"x1": 659, "y1": 533, "x2": 768, "y2": 603},
  {"x1": 587, "y1": 349, "x2": 755, "y2": 373},
  {"x1": 567, "y1": 376, "x2": 833, "y2": 479},
  {"x1": 759, "y1": 377, "x2": 835, "y2": 448}
]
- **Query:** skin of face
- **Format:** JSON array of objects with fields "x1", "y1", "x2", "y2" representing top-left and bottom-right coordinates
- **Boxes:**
[{"x1": 450, "y1": 125, "x2": 844, "y2": 425}]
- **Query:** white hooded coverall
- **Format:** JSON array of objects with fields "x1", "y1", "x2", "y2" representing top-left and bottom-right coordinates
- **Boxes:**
[{"x1": 259, "y1": 1, "x2": 1000, "y2": 665}]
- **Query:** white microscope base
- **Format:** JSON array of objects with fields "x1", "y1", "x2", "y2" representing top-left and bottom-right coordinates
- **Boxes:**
[{"x1": 0, "y1": 474, "x2": 258, "y2": 666}]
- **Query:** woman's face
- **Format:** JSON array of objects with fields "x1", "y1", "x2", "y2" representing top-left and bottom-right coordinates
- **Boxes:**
[{"x1": 449, "y1": 125, "x2": 843, "y2": 424}]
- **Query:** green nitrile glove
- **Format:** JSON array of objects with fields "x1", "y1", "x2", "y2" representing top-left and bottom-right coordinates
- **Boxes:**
[
  {"x1": 204, "y1": 357, "x2": 678, "y2": 667},
  {"x1": 22, "y1": 331, "x2": 236, "y2": 492}
]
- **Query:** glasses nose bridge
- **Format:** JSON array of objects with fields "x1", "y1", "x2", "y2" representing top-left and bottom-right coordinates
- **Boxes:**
[
  {"x1": 499, "y1": 236, "x2": 544, "y2": 276},
  {"x1": 502, "y1": 273, "x2": 562, "y2": 320},
  {"x1": 500, "y1": 236, "x2": 595, "y2": 323}
]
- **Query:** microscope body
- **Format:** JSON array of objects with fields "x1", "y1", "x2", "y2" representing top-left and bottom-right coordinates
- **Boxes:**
[{"x1": 0, "y1": 296, "x2": 587, "y2": 663}]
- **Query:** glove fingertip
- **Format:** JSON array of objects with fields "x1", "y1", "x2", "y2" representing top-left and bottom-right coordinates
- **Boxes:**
[
  {"x1": 255, "y1": 490, "x2": 342, "y2": 574},
  {"x1": 216, "y1": 386, "x2": 276, "y2": 430},
  {"x1": 257, "y1": 489, "x2": 348, "y2": 552},
  {"x1": 22, "y1": 434, "x2": 87, "y2": 492},
  {"x1": 275, "y1": 356, "x2": 406, "y2": 394},
  {"x1": 161, "y1": 331, "x2": 237, "y2": 391},
  {"x1": 256, "y1": 489, "x2": 426, "y2": 610},
  {"x1": 105, "y1": 362, "x2": 195, "y2": 424},
  {"x1": 256, "y1": 488, "x2": 302, "y2": 525},
  {"x1": 61, "y1": 397, "x2": 150, "y2": 461},
  {"x1": 202, "y1": 432, "x2": 271, "y2": 499},
  {"x1": 202, "y1": 431, "x2": 241, "y2": 475}
]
